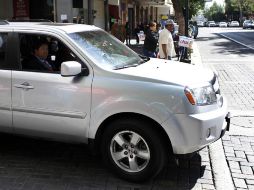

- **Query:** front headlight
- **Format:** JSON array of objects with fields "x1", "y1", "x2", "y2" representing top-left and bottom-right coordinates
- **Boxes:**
[{"x1": 184, "y1": 85, "x2": 217, "y2": 106}]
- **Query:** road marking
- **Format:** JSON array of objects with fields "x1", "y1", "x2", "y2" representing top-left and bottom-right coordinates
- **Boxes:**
[{"x1": 219, "y1": 33, "x2": 254, "y2": 51}]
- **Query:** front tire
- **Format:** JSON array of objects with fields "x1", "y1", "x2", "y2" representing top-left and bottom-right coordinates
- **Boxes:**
[{"x1": 101, "y1": 118, "x2": 167, "y2": 182}]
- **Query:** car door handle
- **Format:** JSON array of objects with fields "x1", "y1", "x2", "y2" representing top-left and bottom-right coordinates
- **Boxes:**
[{"x1": 14, "y1": 82, "x2": 34, "y2": 90}]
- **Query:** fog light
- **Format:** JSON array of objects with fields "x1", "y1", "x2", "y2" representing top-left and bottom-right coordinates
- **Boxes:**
[{"x1": 206, "y1": 128, "x2": 211, "y2": 138}]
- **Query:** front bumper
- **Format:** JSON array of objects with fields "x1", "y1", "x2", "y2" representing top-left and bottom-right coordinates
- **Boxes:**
[
  {"x1": 220, "y1": 112, "x2": 230, "y2": 138},
  {"x1": 162, "y1": 105, "x2": 230, "y2": 155}
]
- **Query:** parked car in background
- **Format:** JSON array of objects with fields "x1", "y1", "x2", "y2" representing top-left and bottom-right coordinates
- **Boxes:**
[
  {"x1": 243, "y1": 20, "x2": 254, "y2": 29},
  {"x1": 207, "y1": 21, "x2": 216, "y2": 27},
  {"x1": 219, "y1": 22, "x2": 227, "y2": 27},
  {"x1": 229, "y1": 21, "x2": 240, "y2": 27},
  {"x1": 197, "y1": 21, "x2": 205, "y2": 27}
]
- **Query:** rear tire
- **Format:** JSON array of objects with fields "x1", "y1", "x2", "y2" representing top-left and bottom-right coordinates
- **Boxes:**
[{"x1": 101, "y1": 118, "x2": 167, "y2": 182}]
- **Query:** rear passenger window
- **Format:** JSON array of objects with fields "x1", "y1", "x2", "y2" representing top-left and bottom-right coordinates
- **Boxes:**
[{"x1": 0, "y1": 33, "x2": 7, "y2": 69}]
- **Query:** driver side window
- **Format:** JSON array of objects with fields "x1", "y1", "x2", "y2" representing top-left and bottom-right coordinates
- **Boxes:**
[{"x1": 19, "y1": 34, "x2": 79, "y2": 73}]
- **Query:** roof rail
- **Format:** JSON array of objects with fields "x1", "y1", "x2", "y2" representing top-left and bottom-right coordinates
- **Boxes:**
[
  {"x1": 7, "y1": 19, "x2": 53, "y2": 23},
  {"x1": 0, "y1": 20, "x2": 9, "y2": 25}
]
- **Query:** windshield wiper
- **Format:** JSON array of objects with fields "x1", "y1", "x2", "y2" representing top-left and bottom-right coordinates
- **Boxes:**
[
  {"x1": 114, "y1": 63, "x2": 140, "y2": 70},
  {"x1": 139, "y1": 54, "x2": 150, "y2": 62},
  {"x1": 114, "y1": 56, "x2": 148, "y2": 70}
]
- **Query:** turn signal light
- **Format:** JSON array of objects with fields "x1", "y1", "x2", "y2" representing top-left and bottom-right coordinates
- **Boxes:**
[{"x1": 184, "y1": 88, "x2": 196, "y2": 105}]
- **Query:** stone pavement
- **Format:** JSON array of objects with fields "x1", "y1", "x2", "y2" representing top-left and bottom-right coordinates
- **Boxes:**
[
  {"x1": 194, "y1": 32, "x2": 254, "y2": 190},
  {"x1": 0, "y1": 133, "x2": 214, "y2": 190},
  {"x1": 128, "y1": 35, "x2": 254, "y2": 190}
]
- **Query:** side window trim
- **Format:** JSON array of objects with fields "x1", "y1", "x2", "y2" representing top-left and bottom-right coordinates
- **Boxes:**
[
  {"x1": 0, "y1": 32, "x2": 10, "y2": 70},
  {"x1": 0, "y1": 32, "x2": 21, "y2": 71},
  {"x1": 8, "y1": 32, "x2": 21, "y2": 70}
]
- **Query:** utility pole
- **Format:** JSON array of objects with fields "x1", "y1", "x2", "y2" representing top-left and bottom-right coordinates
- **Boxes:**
[
  {"x1": 239, "y1": 0, "x2": 243, "y2": 25},
  {"x1": 181, "y1": 0, "x2": 191, "y2": 63},
  {"x1": 53, "y1": 0, "x2": 57, "y2": 22},
  {"x1": 88, "y1": 0, "x2": 92, "y2": 25},
  {"x1": 104, "y1": 0, "x2": 109, "y2": 31},
  {"x1": 185, "y1": 0, "x2": 189, "y2": 37}
]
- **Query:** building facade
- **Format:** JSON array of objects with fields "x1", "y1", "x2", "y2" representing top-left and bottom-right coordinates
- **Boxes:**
[{"x1": 0, "y1": 0, "x2": 174, "y2": 32}]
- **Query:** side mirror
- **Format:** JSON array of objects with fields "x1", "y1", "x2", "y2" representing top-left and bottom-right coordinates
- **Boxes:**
[{"x1": 61, "y1": 61, "x2": 82, "y2": 76}]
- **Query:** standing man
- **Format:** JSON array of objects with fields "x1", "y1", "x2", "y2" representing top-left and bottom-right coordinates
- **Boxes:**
[
  {"x1": 143, "y1": 22, "x2": 159, "y2": 58},
  {"x1": 158, "y1": 20, "x2": 176, "y2": 60}
]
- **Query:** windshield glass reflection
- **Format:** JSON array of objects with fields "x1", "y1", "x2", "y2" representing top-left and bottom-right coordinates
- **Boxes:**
[{"x1": 68, "y1": 30, "x2": 143, "y2": 70}]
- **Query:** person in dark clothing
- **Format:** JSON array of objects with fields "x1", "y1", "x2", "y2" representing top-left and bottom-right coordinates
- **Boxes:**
[
  {"x1": 143, "y1": 22, "x2": 159, "y2": 58},
  {"x1": 134, "y1": 24, "x2": 140, "y2": 44},
  {"x1": 125, "y1": 22, "x2": 131, "y2": 45},
  {"x1": 23, "y1": 37, "x2": 54, "y2": 72}
]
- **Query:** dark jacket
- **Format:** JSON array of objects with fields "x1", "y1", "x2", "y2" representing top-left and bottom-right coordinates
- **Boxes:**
[
  {"x1": 22, "y1": 55, "x2": 54, "y2": 72},
  {"x1": 144, "y1": 29, "x2": 159, "y2": 52}
]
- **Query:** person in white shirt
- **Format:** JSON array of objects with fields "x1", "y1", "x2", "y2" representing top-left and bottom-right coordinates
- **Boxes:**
[{"x1": 158, "y1": 20, "x2": 176, "y2": 60}]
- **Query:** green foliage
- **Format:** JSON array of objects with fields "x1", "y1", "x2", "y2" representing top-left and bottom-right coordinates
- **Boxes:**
[
  {"x1": 204, "y1": 2, "x2": 226, "y2": 21},
  {"x1": 225, "y1": 0, "x2": 254, "y2": 18},
  {"x1": 178, "y1": 0, "x2": 205, "y2": 18},
  {"x1": 189, "y1": 0, "x2": 206, "y2": 17},
  {"x1": 171, "y1": 0, "x2": 205, "y2": 35}
]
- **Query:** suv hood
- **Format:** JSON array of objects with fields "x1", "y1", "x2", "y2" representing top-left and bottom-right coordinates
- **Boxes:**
[{"x1": 115, "y1": 58, "x2": 214, "y2": 86}]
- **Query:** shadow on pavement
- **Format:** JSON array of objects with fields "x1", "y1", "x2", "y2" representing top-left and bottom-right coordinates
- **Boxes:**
[
  {"x1": 196, "y1": 33, "x2": 254, "y2": 57},
  {"x1": 0, "y1": 133, "x2": 204, "y2": 190}
]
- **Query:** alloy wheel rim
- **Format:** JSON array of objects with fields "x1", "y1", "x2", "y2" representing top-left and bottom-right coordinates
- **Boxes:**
[{"x1": 110, "y1": 130, "x2": 150, "y2": 173}]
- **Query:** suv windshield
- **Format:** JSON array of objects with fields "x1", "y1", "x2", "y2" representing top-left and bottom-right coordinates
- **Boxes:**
[{"x1": 68, "y1": 30, "x2": 144, "y2": 70}]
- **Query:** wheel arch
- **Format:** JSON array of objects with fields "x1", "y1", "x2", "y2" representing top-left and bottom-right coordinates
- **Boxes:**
[{"x1": 92, "y1": 112, "x2": 173, "y2": 156}]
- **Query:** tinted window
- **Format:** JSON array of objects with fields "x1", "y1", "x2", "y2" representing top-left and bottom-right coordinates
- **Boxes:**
[
  {"x1": 19, "y1": 34, "x2": 80, "y2": 73},
  {"x1": 0, "y1": 33, "x2": 8, "y2": 69}
]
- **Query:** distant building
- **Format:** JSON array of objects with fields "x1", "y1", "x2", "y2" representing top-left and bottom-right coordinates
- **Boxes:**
[{"x1": 0, "y1": 0, "x2": 174, "y2": 33}]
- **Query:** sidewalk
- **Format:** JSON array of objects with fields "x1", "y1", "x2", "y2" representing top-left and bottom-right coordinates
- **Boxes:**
[
  {"x1": 193, "y1": 39, "x2": 254, "y2": 190},
  {"x1": 191, "y1": 41, "x2": 235, "y2": 190},
  {"x1": 128, "y1": 38, "x2": 254, "y2": 190}
]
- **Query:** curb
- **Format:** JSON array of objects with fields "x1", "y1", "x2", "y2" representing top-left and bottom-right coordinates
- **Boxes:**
[
  {"x1": 209, "y1": 140, "x2": 235, "y2": 190},
  {"x1": 191, "y1": 40, "x2": 235, "y2": 190},
  {"x1": 191, "y1": 42, "x2": 203, "y2": 67}
]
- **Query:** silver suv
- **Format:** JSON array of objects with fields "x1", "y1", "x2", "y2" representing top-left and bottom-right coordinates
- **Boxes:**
[{"x1": 0, "y1": 20, "x2": 230, "y2": 182}]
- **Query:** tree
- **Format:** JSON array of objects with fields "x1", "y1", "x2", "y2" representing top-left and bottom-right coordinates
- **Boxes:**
[
  {"x1": 204, "y1": 2, "x2": 226, "y2": 21},
  {"x1": 225, "y1": 0, "x2": 254, "y2": 21},
  {"x1": 171, "y1": 0, "x2": 185, "y2": 35},
  {"x1": 171, "y1": 0, "x2": 205, "y2": 35}
]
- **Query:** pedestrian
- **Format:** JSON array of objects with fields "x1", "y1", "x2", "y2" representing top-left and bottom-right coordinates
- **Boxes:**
[
  {"x1": 143, "y1": 22, "x2": 159, "y2": 58},
  {"x1": 157, "y1": 23, "x2": 162, "y2": 33},
  {"x1": 125, "y1": 22, "x2": 131, "y2": 45},
  {"x1": 134, "y1": 24, "x2": 140, "y2": 44},
  {"x1": 158, "y1": 20, "x2": 176, "y2": 60}
]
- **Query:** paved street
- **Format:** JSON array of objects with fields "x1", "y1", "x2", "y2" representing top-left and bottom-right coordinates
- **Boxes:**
[
  {"x1": 196, "y1": 27, "x2": 254, "y2": 190},
  {"x1": 0, "y1": 133, "x2": 214, "y2": 190},
  {"x1": 0, "y1": 27, "x2": 254, "y2": 190}
]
